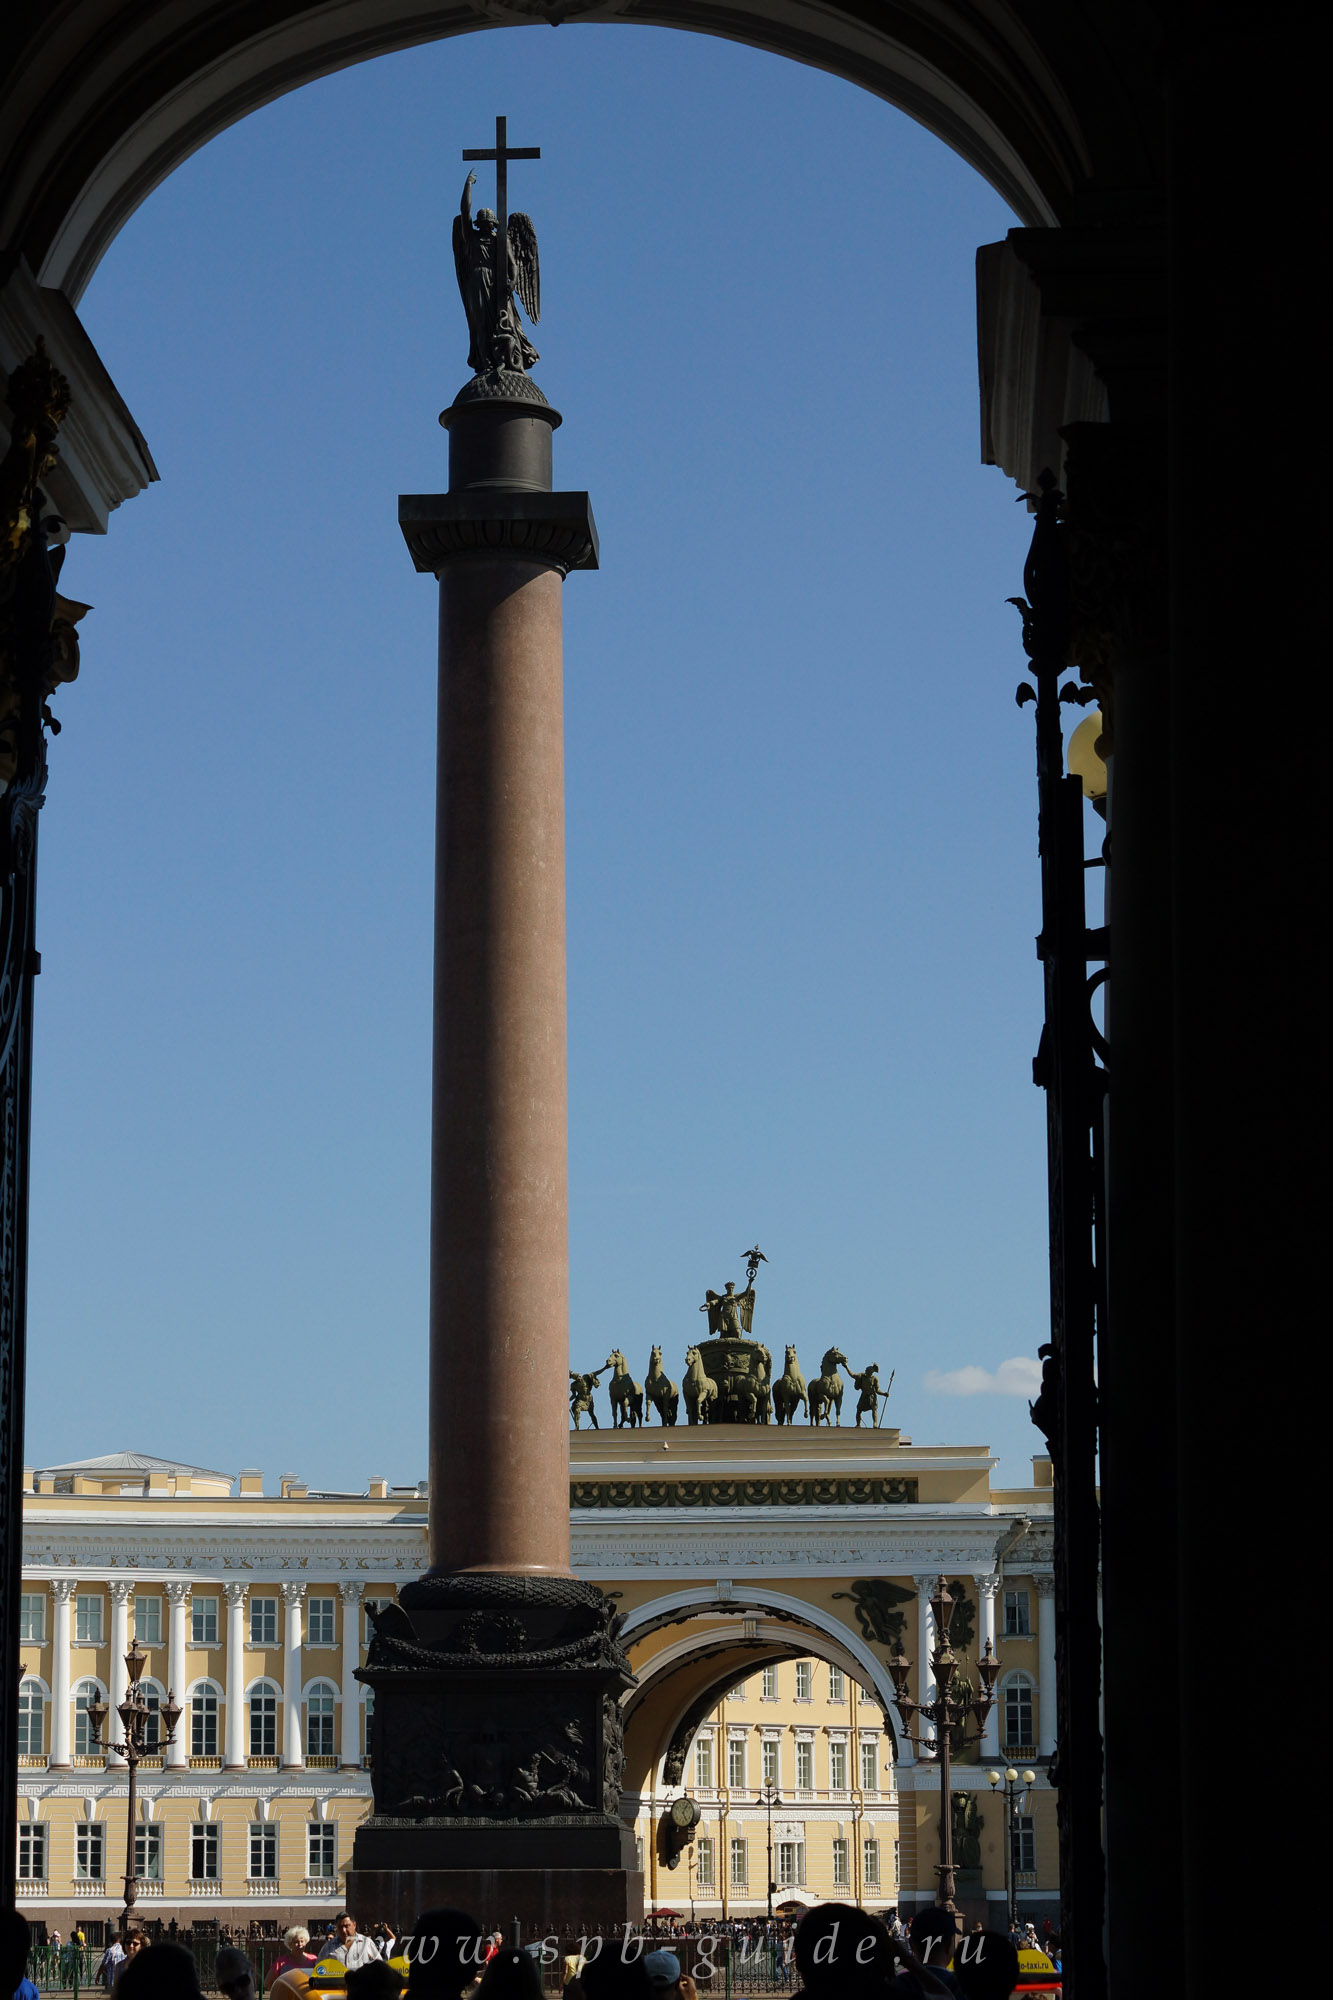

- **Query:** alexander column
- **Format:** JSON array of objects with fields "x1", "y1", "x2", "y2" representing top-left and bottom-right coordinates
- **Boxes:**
[{"x1": 347, "y1": 122, "x2": 638, "y2": 1933}]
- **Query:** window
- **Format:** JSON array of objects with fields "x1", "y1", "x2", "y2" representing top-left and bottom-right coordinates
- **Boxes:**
[
  {"x1": 730, "y1": 1837, "x2": 748, "y2": 1888},
  {"x1": 1003, "y1": 1678, "x2": 1035, "y2": 1748},
  {"x1": 363, "y1": 1688, "x2": 375, "y2": 1765},
  {"x1": 635, "y1": 1834, "x2": 645, "y2": 1872},
  {"x1": 75, "y1": 1595, "x2": 103, "y2": 1644},
  {"x1": 795, "y1": 1740, "x2": 813, "y2": 1790},
  {"x1": 249, "y1": 1823, "x2": 277, "y2": 1879},
  {"x1": 364, "y1": 1598, "x2": 392, "y2": 1645},
  {"x1": 761, "y1": 1738, "x2": 779, "y2": 1786},
  {"x1": 191, "y1": 1596, "x2": 218, "y2": 1645},
  {"x1": 135, "y1": 1596, "x2": 162, "y2": 1646},
  {"x1": 17, "y1": 1682, "x2": 44, "y2": 1755},
  {"x1": 860, "y1": 1737, "x2": 880, "y2": 1791},
  {"x1": 776, "y1": 1840, "x2": 804, "y2": 1888},
  {"x1": 19, "y1": 1594, "x2": 45, "y2": 1643},
  {"x1": 794, "y1": 1662, "x2": 812, "y2": 1701},
  {"x1": 306, "y1": 1682, "x2": 336, "y2": 1757},
  {"x1": 307, "y1": 1597, "x2": 336, "y2": 1646},
  {"x1": 191, "y1": 1823, "x2": 219, "y2": 1880},
  {"x1": 729, "y1": 1682, "x2": 746, "y2": 1702},
  {"x1": 831, "y1": 1837, "x2": 849, "y2": 1888},
  {"x1": 1003, "y1": 1590, "x2": 1031, "y2": 1637},
  {"x1": 249, "y1": 1597, "x2": 278, "y2": 1646},
  {"x1": 250, "y1": 1682, "x2": 278, "y2": 1757},
  {"x1": 694, "y1": 1735, "x2": 713, "y2": 1789},
  {"x1": 695, "y1": 1836, "x2": 714, "y2": 1888},
  {"x1": 1016, "y1": 1816, "x2": 1036, "y2": 1873},
  {"x1": 761, "y1": 1666, "x2": 778, "y2": 1700},
  {"x1": 17, "y1": 1824, "x2": 46, "y2": 1880},
  {"x1": 75, "y1": 1823, "x2": 104, "y2": 1880},
  {"x1": 863, "y1": 1838, "x2": 880, "y2": 1889},
  {"x1": 191, "y1": 1688, "x2": 219, "y2": 1757},
  {"x1": 829, "y1": 1740, "x2": 848, "y2": 1789},
  {"x1": 894, "y1": 1838, "x2": 901, "y2": 1886},
  {"x1": 142, "y1": 1686, "x2": 161, "y2": 1750},
  {"x1": 728, "y1": 1736, "x2": 747, "y2": 1788},
  {"x1": 307, "y1": 1822, "x2": 336, "y2": 1879},
  {"x1": 73, "y1": 1681, "x2": 101, "y2": 1755},
  {"x1": 827, "y1": 1665, "x2": 845, "y2": 1703},
  {"x1": 135, "y1": 1825, "x2": 163, "y2": 1881}
]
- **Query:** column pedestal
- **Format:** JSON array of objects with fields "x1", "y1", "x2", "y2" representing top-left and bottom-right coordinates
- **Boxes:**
[{"x1": 347, "y1": 371, "x2": 637, "y2": 1934}]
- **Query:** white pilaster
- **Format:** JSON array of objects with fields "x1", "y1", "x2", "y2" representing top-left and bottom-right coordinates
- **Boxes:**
[
  {"x1": 223, "y1": 1583, "x2": 247, "y2": 1769},
  {"x1": 50, "y1": 1580, "x2": 76, "y2": 1768},
  {"x1": 339, "y1": 1582, "x2": 363, "y2": 1769},
  {"x1": 165, "y1": 1582, "x2": 189, "y2": 1769},
  {"x1": 1035, "y1": 1575, "x2": 1057, "y2": 1757},
  {"x1": 975, "y1": 1574, "x2": 1000, "y2": 1758},
  {"x1": 107, "y1": 1580, "x2": 133, "y2": 1767},
  {"x1": 914, "y1": 1574, "x2": 937, "y2": 1752},
  {"x1": 282, "y1": 1582, "x2": 306, "y2": 1769}
]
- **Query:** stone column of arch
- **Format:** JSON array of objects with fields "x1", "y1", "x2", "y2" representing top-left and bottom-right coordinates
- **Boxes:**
[
  {"x1": 282, "y1": 1582, "x2": 305, "y2": 1770},
  {"x1": 49, "y1": 1579, "x2": 76, "y2": 1768},
  {"x1": 913, "y1": 1574, "x2": 937, "y2": 1752},
  {"x1": 975, "y1": 1573, "x2": 1001, "y2": 1758},
  {"x1": 223, "y1": 1583, "x2": 247, "y2": 1769},
  {"x1": 1035, "y1": 1574, "x2": 1057, "y2": 1757},
  {"x1": 338, "y1": 1582, "x2": 363, "y2": 1770},
  {"x1": 164, "y1": 1583, "x2": 189, "y2": 1769},
  {"x1": 107, "y1": 1580, "x2": 133, "y2": 1767}
]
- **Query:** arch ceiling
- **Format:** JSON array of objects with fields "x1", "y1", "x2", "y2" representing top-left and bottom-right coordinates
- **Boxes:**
[{"x1": 2, "y1": 1, "x2": 1164, "y2": 304}]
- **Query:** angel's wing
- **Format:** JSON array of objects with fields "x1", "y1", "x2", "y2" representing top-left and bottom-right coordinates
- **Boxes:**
[
  {"x1": 737, "y1": 1287, "x2": 756, "y2": 1334},
  {"x1": 509, "y1": 212, "x2": 540, "y2": 323},
  {"x1": 703, "y1": 1289, "x2": 724, "y2": 1337},
  {"x1": 452, "y1": 211, "x2": 471, "y2": 293}
]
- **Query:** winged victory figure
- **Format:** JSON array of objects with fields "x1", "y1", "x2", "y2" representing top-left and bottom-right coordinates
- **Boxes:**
[
  {"x1": 700, "y1": 1280, "x2": 756, "y2": 1339},
  {"x1": 453, "y1": 171, "x2": 541, "y2": 375}
]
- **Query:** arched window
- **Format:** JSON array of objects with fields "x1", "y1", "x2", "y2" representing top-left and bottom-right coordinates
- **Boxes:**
[
  {"x1": 18, "y1": 1681, "x2": 45, "y2": 1756},
  {"x1": 142, "y1": 1682, "x2": 163, "y2": 1751},
  {"x1": 1002, "y1": 1674, "x2": 1035, "y2": 1749},
  {"x1": 306, "y1": 1681, "x2": 336, "y2": 1758},
  {"x1": 191, "y1": 1686, "x2": 219, "y2": 1758},
  {"x1": 73, "y1": 1680, "x2": 102, "y2": 1756},
  {"x1": 249, "y1": 1681, "x2": 279, "y2": 1758}
]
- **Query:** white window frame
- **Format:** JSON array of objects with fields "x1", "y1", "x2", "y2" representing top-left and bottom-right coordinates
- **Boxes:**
[
  {"x1": 829, "y1": 1738, "x2": 848, "y2": 1790},
  {"x1": 1003, "y1": 1589, "x2": 1031, "y2": 1637},
  {"x1": 1002, "y1": 1674, "x2": 1036, "y2": 1748},
  {"x1": 727, "y1": 1735, "x2": 747, "y2": 1788},
  {"x1": 729, "y1": 1836, "x2": 748, "y2": 1888},
  {"x1": 795, "y1": 1739, "x2": 813, "y2": 1790},
  {"x1": 75, "y1": 1594, "x2": 104, "y2": 1644},
  {"x1": 307, "y1": 1597, "x2": 336, "y2": 1647},
  {"x1": 860, "y1": 1736, "x2": 880, "y2": 1791},
  {"x1": 776, "y1": 1839, "x2": 805, "y2": 1888},
  {"x1": 134, "y1": 1595, "x2": 162, "y2": 1646},
  {"x1": 694, "y1": 1734, "x2": 714, "y2": 1789},
  {"x1": 827, "y1": 1665, "x2": 845, "y2": 1703},
  {"x1": 831, "y1": 1836, "x2": 849, "y2": 1888},
  {"x1": 191, "y1": 1686, "x2": 220, "y2": 1758},
  {"x1": 307, "y1": 1821, "x2": 336, "y2": 1879},
  {"x1": 17, "y1": 1680, "x2": 45, "y2": 1756},
  {"x1": 1016, "y1": 1815, "x2": 1036, "y2": 1872},
  {"x1": 761, "y1": 1737, "x2": 779, "y2": 1787},
  {"x1": 19, "y1": 1593, "x2": 46, "y2": 1643},
  {"x1": 249, "y1": 1597, "x2": 279, "y2": 1646},
  {"x1": 191, "y1": 1822, "x2": 219, "y2": 1880},
  {"x1": 73, "y1": 1679, "x2": 102, "y2": 1756},
  {"x1": 249, "y1": 1822, "x2": 278, "y2": 1880},
  {"x1": 863, "y1": 1837, "x2": 880, "y2": 1888},
  {"x1": 17, "y1": 1824, "x2": 46, "y2": 1880},
  {"x1": 761, "y1": 1666, "x2": 779, "y2": 1700},
  {"x1": 794, "y1": 1662, "x2": 813, "y2": 1702},
  {"x1": 75, "y1": 1822, "x2": 105, "y2": 1881},
  {"x1": 191, "y1": 1596, "x2": 219, "y2": 1646},
  {"x1": 305, "y1": 1680, "x2": 337, "y2": 1757},
  {"x1": 249, "y1": 1681, "x2": 279, "y2": 1758},
  {"x1": 695, "y1": 1835, "x2": 714, "y2": 1887},
  {"x1": 134, "y1": 1824, "x2": 163, "y2": 1882}
]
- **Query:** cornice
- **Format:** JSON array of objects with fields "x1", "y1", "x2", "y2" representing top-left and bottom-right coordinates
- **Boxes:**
[{"x1": 399, "y1": 492, "x2": 598, "y2": 578}]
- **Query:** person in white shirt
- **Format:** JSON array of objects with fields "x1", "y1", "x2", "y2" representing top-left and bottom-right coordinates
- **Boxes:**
[{"x1": 332, "y1": 1918, "x2": 381, "y2": 1973}]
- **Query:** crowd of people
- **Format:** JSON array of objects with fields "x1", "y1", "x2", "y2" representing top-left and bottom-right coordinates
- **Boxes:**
[{"x1": 6, "y1": 1901, "x2": 1060, "y2": 2000}]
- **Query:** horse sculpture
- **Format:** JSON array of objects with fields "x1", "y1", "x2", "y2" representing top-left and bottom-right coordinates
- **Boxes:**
[
  {"x1": 683, "y1": 1345, "x2": 718, "y2": 1426},
  {"x1": 773, "y1": 1344, "x2": 808, "y2": 1425},
  {"x1": 809, "y1": 1345, "x2": 849, "y2": 1427},
  {"x1": 645, "y1": 1344, "x2": 679, "y2": 1426},
  {"x1": 605, "y1": 1350, "x2": 644, "y2": 1429}
]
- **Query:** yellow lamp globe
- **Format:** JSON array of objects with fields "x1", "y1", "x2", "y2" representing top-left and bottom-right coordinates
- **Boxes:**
[{"x1": 1067, "y1": 709, "x2": 1108, "y2": 802}]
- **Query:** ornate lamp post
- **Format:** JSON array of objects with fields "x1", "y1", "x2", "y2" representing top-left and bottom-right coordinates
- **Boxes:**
[
  {"x1": 760, "y1": 1781, "x2": 781, "y2": 1921},
  {"x1": 886, "y1": 1575, "x2": 999, "y2": 1909},
  {"x1": 86, "y1": 1638, "x2": 181, "y2": 1931},
  {"x1": 987, "y1": 1764, "x2": 1036, "y2": 1932}
]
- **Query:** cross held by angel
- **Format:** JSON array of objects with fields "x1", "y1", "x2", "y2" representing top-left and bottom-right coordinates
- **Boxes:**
[{"x1": 453, "y1": 169, "x2": 541, "y2": 376}]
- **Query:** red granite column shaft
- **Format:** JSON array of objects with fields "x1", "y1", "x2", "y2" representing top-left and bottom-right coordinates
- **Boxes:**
[{"x1": 428, "y1": 553, "x2": 572, "y2": 1576}]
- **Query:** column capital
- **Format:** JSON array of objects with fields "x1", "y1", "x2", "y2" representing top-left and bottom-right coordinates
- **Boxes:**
[
  {"x1": 51, "y1": 1577, "x2": 78, "y2": 1603},
  {"x1": 223, "y1": 1581, "x2": 247, "y2": 1607},
  {"x1": 281, "y1": 1580, "x2": 306, "y2": 1605},
  {"x1": 339, "y1": 1580, "x2": 364, "y2": 1603},
  {"x1": 913, "y1": 1573, "x2": 941, "y2": 1597},
  {"x1": 399, "y1": 490, "x2": 599, "y2": 581},
  {"x1": 1033, "y1": 1574, "x2": 1057, "y2": 1598},
  {"x1": 974, "y1": 1573, "x2": 1001, "y2": 1599},
  {"x1": 165, "y1": 1580, "x2": 191, "y2": 1605},
  {"x1": 108, "y1": 1577, "x2": 134, "y2": 1604}
]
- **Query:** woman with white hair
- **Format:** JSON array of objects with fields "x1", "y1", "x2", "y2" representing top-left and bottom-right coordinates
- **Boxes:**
[{"x1": 268, "y1": 1930, "x2": 316, "y2": 1991}]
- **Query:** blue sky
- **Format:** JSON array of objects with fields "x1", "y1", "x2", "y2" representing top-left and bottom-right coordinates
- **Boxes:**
[{"x1": 25, "y1": 23, "x2": 1066, "y2": 1493}]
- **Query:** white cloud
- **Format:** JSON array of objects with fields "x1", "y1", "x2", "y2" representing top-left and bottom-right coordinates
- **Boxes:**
[{"x1": 922, "y1": 1355, "x2": 1042, "y2": 1397}]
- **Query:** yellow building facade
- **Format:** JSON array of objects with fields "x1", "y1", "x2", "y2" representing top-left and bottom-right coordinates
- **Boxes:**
[{"x1": 15, "y1": 1433, "x2": 1059, "y2": 1935}]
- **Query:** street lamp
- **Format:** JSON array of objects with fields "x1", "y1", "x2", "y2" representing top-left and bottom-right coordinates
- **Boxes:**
[
  {"x1": 86, "y1": 1637, "x2": 182, "y2": 1932},
  {"x1": 987, "y1": 1765, "x2": 1036, "y2": 1931},
  {"x1": 885, "y1": 1575, "x2": 998, "y2": 1911},
  {"x1": 760, "y1": 1782, "x2": 781, "y2": 1921}
]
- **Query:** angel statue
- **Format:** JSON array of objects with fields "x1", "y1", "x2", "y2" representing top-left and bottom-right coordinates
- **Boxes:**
[
  {"x1": 700, "y1": 1279, "x2": 756, "y2": 1340},
  {"x1": 453, "y1": 171, "x2": 541, "y2": 375}
]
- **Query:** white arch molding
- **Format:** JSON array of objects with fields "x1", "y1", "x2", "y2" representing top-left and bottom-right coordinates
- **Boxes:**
[
  {"x1": 619, "y1": 1585, "x2": 910, "y2": 1766},
  {"x1": 3, "y1": 0, "x2": 1123, "y2": 305}
]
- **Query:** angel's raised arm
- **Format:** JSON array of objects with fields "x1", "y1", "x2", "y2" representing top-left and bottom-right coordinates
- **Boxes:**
[{"x1": 460, "y1": 170, "x2": 476, "y2": 224}]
